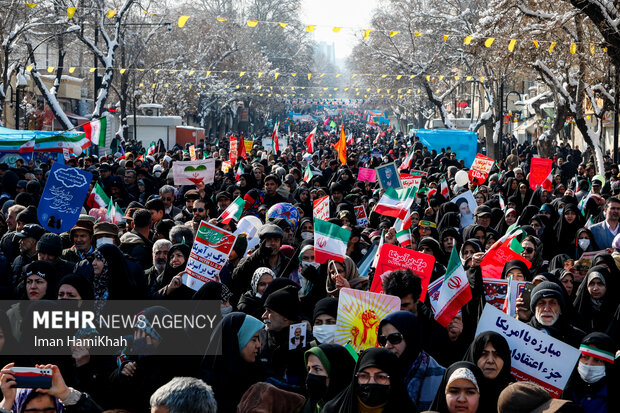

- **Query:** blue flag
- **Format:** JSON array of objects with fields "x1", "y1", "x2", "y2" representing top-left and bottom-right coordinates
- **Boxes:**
[{"x1": 37, "y1": 163, "x2": 92, "y2": 233}]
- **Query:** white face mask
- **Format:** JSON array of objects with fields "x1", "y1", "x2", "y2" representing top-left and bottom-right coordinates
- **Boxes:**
[
  {"x1": 578, "y1": 361, "x2": 606, "y2": 383},
  {"x1": 97, "y1": 237, "x2": 114, "y2": 248},
  {"x1": 312, "y1": 324, "x2": 337, "y2": 344},
  {"x1": 301, "y1": 261, "x2": 320, "y2": 270},
  {"x1": 578, "y1": 239, "x2": 591, "y2": 250},
  {"x1": 301, "y1": 231, "x2": 314, "y2": 240}
]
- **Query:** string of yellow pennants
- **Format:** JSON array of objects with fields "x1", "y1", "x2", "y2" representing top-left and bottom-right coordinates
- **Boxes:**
[
  {"x1": 22, "y1": 1, "x2": 607, "y2": 56},
  {"x1": 24, "y1": 65, "x2": 490, "y2": 84}
]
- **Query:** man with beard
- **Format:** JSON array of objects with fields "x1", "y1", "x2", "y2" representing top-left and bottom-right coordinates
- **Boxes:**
[
  {"x1": 145, "y1": 239, "x2": 172, "y2": 291},
  {"x1": 186, "y1": 199, "x2": 208, "y2": 235},
  {"x1": 215, "y1": 192, "x2": 232, "y2": 216},
  {"x1": 61, "y1": 219, "x2": 95, "y2": 263},
  {"x1": 522, "y1": 281, "x2": 585, "y2": 348},
  {"x1": 11, "y1": 223, "x2": 45, "y2": 285}
]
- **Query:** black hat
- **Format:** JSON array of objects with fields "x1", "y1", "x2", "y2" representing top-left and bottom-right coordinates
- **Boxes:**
[
  {"x1": 24, "y1": 260, "x2": 56, "y2": 281},
  {"x1": 270, "y1": 217, "x2": 291, "y2": 232},
  {"x1": 57, "y1": 274, "x2": 94, "y2": 300},
  {"x1": 16, "y1": 180, "x2": 27, "y2": 189},
  {"x1": 216, "y1": 191, "x2": 232, "y2": 201},
  {"x1": 16, "y1": 205, "x2": 37, "y2": 224},
  {"x1": 530, "y1": 281, "x2": 565, "y2": 313},
  {"x1": 15, "y1": 223, "x2": 45, "y2": 241},
  {"x1": 36, "y1": 233, "x2": 63, "y2": 257},
  {"x1": 265, "y1": 285, "x2": 301, "y2": 321},
  {"x1": 313, "y1": 297, "x2": 338, "y2": 323},
  {"x1": 474, "y1": 205, "x2": 492, "y2": 217},
  {"x1": 258, "y1": 224, "x2": 283, "y2": 240}
]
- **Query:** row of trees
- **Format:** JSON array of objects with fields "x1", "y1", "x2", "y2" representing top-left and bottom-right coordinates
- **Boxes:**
[{"x1": 348, "y1": 0, "x2": 619, "y2": 171}]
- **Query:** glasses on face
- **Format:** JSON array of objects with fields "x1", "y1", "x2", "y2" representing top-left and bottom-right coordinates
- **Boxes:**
[
  {"x1": 163, "y1": 197, "x2": 173, "y2": 201},
  {"x1": 192, "y1": 208, "x2": 205, "y2": 212},
  {"x1": 377, "y1": 332, "x2": 403, "y2": 347},
  {"x1": 523, "y1": 247, "x2": 535, "y2": 254},
  {"x1": 356, "y1": 371, "x2": 390, "y2": 385}
]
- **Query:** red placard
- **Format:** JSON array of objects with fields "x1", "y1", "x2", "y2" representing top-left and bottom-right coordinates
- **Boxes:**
[
  {"x1": 480, "y1": 244, "x2": 532, "y2": 279},
  {"x1": 468, "y1": 153, "x2": 495, "y2": 185},
  {"x1": 370, "y1": 244, "x2": 434, "y2": 302},
  {"x1": 529, "y1": 158, "x2": 553, "y2": 191}
]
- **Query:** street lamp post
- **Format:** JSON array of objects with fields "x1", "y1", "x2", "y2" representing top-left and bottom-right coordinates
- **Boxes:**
[{"x1": 133, "y1": 90, "x2": 141, "y2": 141}]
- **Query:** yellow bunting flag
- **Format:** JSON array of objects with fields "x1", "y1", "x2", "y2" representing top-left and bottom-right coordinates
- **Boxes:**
[
  {"x1": 247, "y1": 20, "x2": 258, "y2": 27},
  {"x1": 68, "y1": 67, "x2": 75, "y2": 73},
  {"x1": 364, "y1": 29, "x2": 373, "y2": 39},
  {"x1": 189, "y1": 70, "x2": 195, "y2": 75},
  {"x1": 307, "y1": 73, "x2": 311, "y2": 80},
  {"x1": 26, "y1": 66, "x2": 33, "y2": 72},
  {"x1": 439, "y1": 75, "x2": 444, "y2": 81},
  {"x1": 533, "y1": 40, "x2": 539, "y2": 48},
  {"x1": 89, "y1": 68, "x2": 96, "y2": 73},
  {"x1": 306, "y1": 25, "x2": 316, "y2": 32},
  {"x1": 426, "y1": 75, "x2": 431, "y2": 81},
  {"x1": 590, "y1": 43, "x2": 595, "y2": 55},
  {"x1": 443, "y1": 35, "x2": 450, "y2": 41},
  {"x1": 258, "y1": 72, "x2": 263, "y2": 78},
  {"x1": 389, "y1": 31, "x2": 400, "y2": 37},
  {"x1": 570, "y1": 43, "x2": 577, "y2": 54},
  {"x1": 396, "y1": 75, "x2": 402, "y2": 80},
  {"x1": 466, "y1": 76, "x2": 472, "y2": 81},
  {"x1": 47, "y1": 66, "x2": 54, "y2": 73},
  {"x1": 67, "y1": 7, "x2": 76, "y2": 18},
  {"x1": 485, "y1": 38, "x2": 495, "y2": 47},
  {"x1": 508, "y1": 39, "x2": 516, "y2": 52},
  {"x1": 381, "y1": 74, "x2": 387, "y2": 78},
  {"x1": 164, "y1": 84, "x2": 169, "y2": 88},
  {"x1": 410, "y1": 75, "x2": 416, "y2": 79},
  {"x1": 217, "y1": 17, "x2": 227, "y2": 22},
  {"x1": 352, "y1": 74, "x2": 358, "y2": 78},
  {"x1": 178, "y1": 16, "x2": 189, "y2": 28},
  {"x1": 480, "y1": 76, "x2": 485, "y2": 82},
  {"x1": 548, "y1": 42, "x2": 557, "y2": 53},
  {"x1": 154, "y1": 69, "x2": 161, "y2": 74},
  {"x1": 152, "y1": 84, "x2": 156, "y2": 88},
  {"x1": 274, "y1": 73, "x2": 279, "y2": 79},
  {"x1": 278, "y1": 22, "x2": 288, "y2": 28},
  {"x1": 106, "y1": 10, "x2": 117, "y2": 18},
  {"x1": 291, "y1": 73, "x2": 297, "y2": 77},
  {"x1": 333, "y1": 27, "x2": 341, "y2": 33},
  {"x1": 336, "y1": 73, "x2": 341, "y2": 77},
  {"x1": 414, "y1": 31, "x2": 422, "y2": 37},
  {"x1": 206, "y1": 71, "x2": 211, "y2": 77},
  {"x1": 239, "y1": 72, "x2": 245, "y2": 77},
  {"x1": 120, "y1": 69, "x2": 126, "y2": 74},
  {"x1": 464, "y1": 36, "x2": 473, "y2": 45},
  {"x1": 454, "y1": 75, "x2": 460, "y2": 80},
  {"x1": 26, "y1": 2, "x2": 36, "y2": 8},
  {"x1": 320, "y1": 73, "x2": 326, "y2": 77}
]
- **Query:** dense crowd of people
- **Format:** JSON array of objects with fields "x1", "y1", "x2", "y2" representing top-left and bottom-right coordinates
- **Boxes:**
[{"x1": 0, "y1": 113, "x2": 618, "y2": 412}]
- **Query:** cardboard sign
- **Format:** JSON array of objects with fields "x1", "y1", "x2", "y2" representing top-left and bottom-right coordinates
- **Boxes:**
[
  {"x1": 183, "y1": 221, "x2": 237, "y2": 291},
  {"x1": 173, "y1": 159, "x2": 215, "y2": 186},
  {"x1": 476, "y1": 304, "x2": 580, "y2": 398},
  {"x1": 244, "y1": 139, "x2": 254, "y2": 153},
  {"x1": 370, "y1": 244, "x2": 434, "y2": 302},
  {"x1": 376, "y1": 162, "x2": 402, "y2": 190},
  {"x1": 313, "y1": 196, "x2": 329, "y2": 221},
  {"x1": 481, "y1": 244, "x2": 532, "y2": 279},
  {"x1": 400, "y1": 173, "x2": 422, "y2": 189},
  {"x1": 37, "y1": 163, "x2": 92, "y2": 234},
  {"x1": 335, "y1": 288, "x2": 400, "y2": 352},
  {"x1": 358, "y1": 167, "x2": 376, "y2": 183},
  {"x1": 482, "y1": 278, "x2": 527, "y2": 316},
  {"x1": 355, "y1": 206, "x2": 368, "y2": 227},
  {"x1": 452, "y1": 191, "x2": 477, "y2": 228},
  {"x1": 529, "y1": 158, "x2": 553, "y2": 191},
  {"x1": 468, "y1": 153, "x2": 494, "y2": 185},
  {"x1": 288, "y1": 322, "x2": 307, "y2": 350}
]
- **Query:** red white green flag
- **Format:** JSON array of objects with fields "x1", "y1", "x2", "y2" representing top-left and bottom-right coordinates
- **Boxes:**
[
  {"x1": 441, "y1": 178, "x2": 449, "y2": 197},
  {"x1": 83, "y1": 117, "x2": 107, "y2": 146},
  {"x1": 374, "y1": 187, "x2": 415, "y2": 219},
  {"x1": 219, "y1": 196, "x2": 246, "y2": 224},
  {"x1": 396, "y1": 229, "x2": 412, "y2": 247},
  {"x1": 147, "y1": 142, "x2": 156, "y2": 156},
  {"x1": 434, "y1": 247, "x2": 472, "y2": 327},
  {"x1": 399, "y1": 149, "x2": 415, "y2": 170},
  {"x1": 303, "y1": 164, "x2": 314, "y2": 183},
  {"x1": 314, "y1": 219, "x2": 351, "y2": 264},
  {"x1": 272, "y1": 120, "x2": 280, "y2": 153},
  {"x1": 306, "y1": 126, "x2": 316, "y2": 153},
  {"x1": 86, "y1": 182, "x2": 110, "y2": 209}
]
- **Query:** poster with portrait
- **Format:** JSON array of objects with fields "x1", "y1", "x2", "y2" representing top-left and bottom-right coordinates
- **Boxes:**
[
  {"x1": 288, "y1": 322, "x2": 307, "y2": 350},
  {"x1": 451, "y1": 190, "x2": 476, "y2": 228},
  {"x1": 375, "y1": 162, "x2": 402, "y2": 190}
]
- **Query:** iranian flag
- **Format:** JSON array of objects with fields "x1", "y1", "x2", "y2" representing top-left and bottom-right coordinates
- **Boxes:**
[
  {"x1": 580, "y1": 344, "x2": 615, "y2": 364},
  {"x1": 434, "y1": 247, "x2": 472, "y2": 327},
  {"x1": 374, "y1": 187, "x2": 416, "y2": 219},
  {"x1": 86, "y1": 182, "x2": 110, "y2": 209},
  {"x1": 440, "y1": 178, "x2": 449, "y2": 197},
  {"x1": 18, "y1": 139, "x2": 35, "y2": 153},
  {"x1": 219, "y1": 196, "x2": 246, "y2": 224},
  {"x1": 314, "y1": 219, "x2": 351, "y2": 264},
  {"x1": 106, "y1": 199, "x2": 124, "y2": 224},
  {"x1": 235, "y1": 163, "x2": 244, "y2": 180},
  {"x1": 272, "y1": 120, "x2": 280, "y2": 153},
  {"x1": 306, "y1": 126, "x2": 316, "y2": 153},
  {"x1": 303, "y1": 164, "x2": 314, "y2": 183},
  {"x1": 373, "y1": 131, "x2": 380, "y2": 145},
  {"x1": 147, "y1": 142, "x2": 156, "y2": 156},
  {"x1": 396, "y1": 229, "x2": 412, "y2": 247},
  {"x1": 394, "y1": 209, "x2": 412, "y2": 232},
  {"x1": 84, "y1": 117, "x2": 107, "y2": 146},
  {"x1": 399, "y1": 149, "x2": 414, "y2": 171},
  {"x1": 371, "y1": 230, "x2": 385, "y2": 269},
  {"x1": 498, "y1": 194, "x2": 505, "y2": 210}
]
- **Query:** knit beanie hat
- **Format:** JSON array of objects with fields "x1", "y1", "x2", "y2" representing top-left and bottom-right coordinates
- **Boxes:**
[
  {"x1": 313, "y1": 297, "x2": 338, "y2": 323},
  {"x1": 16, "y1": 205, "x2": 37, "y2": 224},
  {"x1": 264, "y1": 285, "x2": 301, "y2": 321},
  {"x1": 36, "y1": 233, "x2": 63, "y2": 257},
  {"x1": 530, "y1": 281, "x2": 565, "y2": 313}
]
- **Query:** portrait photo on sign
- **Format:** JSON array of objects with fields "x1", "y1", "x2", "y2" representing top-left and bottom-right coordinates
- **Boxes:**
[
  {"x1": 375, "y1": 162, "x2": 402, "y2": 190},
  {"x1": 451, "y1": 190, "x2": 476, "y2": 228},
  {"x1": 288, "y1": 322, "x2": 307, "y2": 350}
]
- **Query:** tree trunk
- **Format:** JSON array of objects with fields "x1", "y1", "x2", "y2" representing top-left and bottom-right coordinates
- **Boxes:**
[{"x1": 422, "y1": 80, "x2": 454, "y2": 129}]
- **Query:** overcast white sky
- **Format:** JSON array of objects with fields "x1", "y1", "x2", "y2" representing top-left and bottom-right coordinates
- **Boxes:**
[{"x1": 300, "y1": 0, "x2": 379, "y2": 60}]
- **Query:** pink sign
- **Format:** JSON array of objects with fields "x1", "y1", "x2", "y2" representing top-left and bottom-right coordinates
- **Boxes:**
[
  {"x1": 400, "y1": 173, "x2": 422, "y2": 189},
  {"x1": 358, "y1": 167, "x2": 376, "y2": 183}
]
